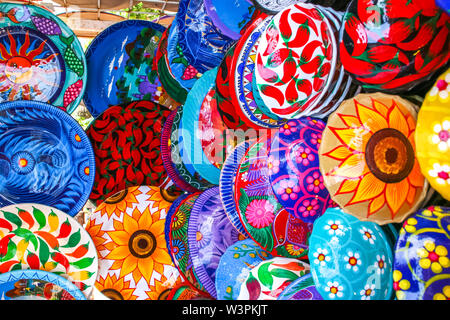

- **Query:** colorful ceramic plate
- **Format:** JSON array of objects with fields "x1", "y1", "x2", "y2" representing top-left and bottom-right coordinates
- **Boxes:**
[
  {"x1": 167, "y1": 192, "x2": 207, "y2": 294},
  {"x1": 215, "y1": 238, "x2": 273, "y2": 300},
  {"x1": 170, "y1": 106, "x2": 214, "y2": 191},
  {"x1": 219, "y1": 141, "x2": 252, "y2": 236},
  {"x1": 161, "y1": 107, "x2": 199, "y2": 193},
  {"x1": 237, "y1": 256, "x2": 310, "y2": 300},
  {"x1": 415, "y1": 68, "x2": 450, "y2": 201},
  {"x1": 268, "y1": 117, "x2": 333, "y2": 224},
  {"x1": 86, "y1": 100, "x2": 171, "y2": 206},
  {"x1": 0, "y1": 269, "x2": 86, "y2": 300},
  {"x1": 277, "y1": 273, "x2": 323, "y2": 300},
  {"x1": 251, "y1": 0, "x2": 305, "y2": 14},
  {"x1": 230, "y1": 15, "x2": 287, "y2": 129},
  {"x1": 188, "y1": 187, "x2": 243, "y2": 298},
  {"x1": 0, "y1": 204, "x2": 98, "y2": 298},
  {"x1": 167, "y1": 281, "x2": 211, "y2": 300},
  {"x1": 393, "y1": 206, "x2": 450, "y2": 300},
  {"x1": 0, "y1": 101, "x2": 95, "y2": 217},
  {"x1": 181, "y1": 67, "x2": 221, "y2": 185},
  {"x1": 235, "y1": 137, "x2": 311, "y2": 260},
  {"x1": 165, "y1": 193, "x2": 189, "y2": 266},
  {"x1": 176, "y1": 0, "x2": 234, "y2": 75},
  {"x1": 204, "y1": 0, "x2": 255, "y2": 40},
  {"x1": 84, "y1": 20, "x2": 166, "y2": 118},
  {"x1": 308, "y1": 206, "x2": 394, "y2": 300},
  {"x1": 85, "y1": 185, "x2": 182, "y2": 300},
  {"x1": 0, "y1": 3, "x2": 86, "y2": 113},
  {"x1": 339, "y1": 0, "x2": 450, "y2": 93},
  {"x1": 254, "y1": 3, "x2": 337, "y2": 119},
  {"x1": 319, "y1": 92, "x2": 428, "y2": 224}
]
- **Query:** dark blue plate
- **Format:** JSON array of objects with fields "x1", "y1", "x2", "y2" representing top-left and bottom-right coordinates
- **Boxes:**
[
  {"x1": 84, "y1": 20, "x2": 166, "y2": 118},
  {"x1": 0, "y1": 101, "x2": 95, "y2": 216}
]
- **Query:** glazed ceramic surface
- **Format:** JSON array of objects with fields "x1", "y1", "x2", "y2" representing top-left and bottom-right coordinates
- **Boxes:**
[
  {"x1": 86, "y1": 100, "x2": 171, "y2": 206},
  {"x1": 268, "y1": 117, "x2": 333, "y2": 224},
  {"x1": 251, "y1": 0, "x2": 306, "y2": 14},
  {"x1": 415, "y1": 68, "x2": 450, "y2": 201},
  {"x1": 319, "y1": 93, "x2": 428, "y2": 225},
  {"x1": 0, "y1": 204, "x2": 98, "y2": 298},
  {"x1": 254, "y1": 3, "x2": 336, "y2": 119},
  {"x1": 0, "y1": 3, "x2": 86, "y2": 113},
  {"x1": 219, "y1": 141, "x2": 251, "y2": 236},
  {"x1": 180, "y1": 67, "x2": 221, "y2": 185},
  {"x1": 235, "y1": 138, "x2": 311, "y2": 260},
  {"x1": 277, "y1": 273, "x2": 323, "y2": 300},
  {"x1": 204, "y1": 0, "x2": 255, "y2": 40},
  {"x1": 339, "y1": 0, "x2": 450, "y2": 93},
  {"x1": 0, "y1": 269, "x2": 86, "y2": 300},
  {"x1": 0, "y1": 101, "x2": 95, "y2": 217},
  {"x1": 84, "y1": 20, "x2": 166, "y2": 118},
  {"x1": 215, "y1": 238, "x2": 273, "y2": 300},
  {"x1": 188, "y1": 187, "x2": 242, "y2": 298},
  {"x1": 85, "y1": 186, "x2": 182, "y2": 300},
  {"x1": 168, "y1": 192, "x2": 207, "y2": 294},
  {"x1": 393, "y1": 206, "x2": 450, "y2": 300},
  {"x1": 237, "y1": 256, "x2": 310, "y2": 300},
  {"x1": 308, "y1": 207, "x2": 394, "y2": 300}
]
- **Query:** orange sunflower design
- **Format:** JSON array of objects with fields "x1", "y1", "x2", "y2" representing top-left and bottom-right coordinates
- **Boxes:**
[
  {"x1": 95, "y1": 273, "x2": 137, "y2": 300},
  {"x1": 85, "y1": 218, "x2": 108, "y2": 253},
  {"x1": 319, "y1": 93, "x2": 427, "y2": 224},
  {"x1": 103, "y1": 205, "x2": 174, "y2": 285},
  {"x1": 146, "y1": 186, "x2": 173, "y2": 213},
  {"x1": 96, "y1": 186, "x2": 142, "y2": 219},
  {"x1": 144, "y1": 273, "x2": 182, "y2": 300}
]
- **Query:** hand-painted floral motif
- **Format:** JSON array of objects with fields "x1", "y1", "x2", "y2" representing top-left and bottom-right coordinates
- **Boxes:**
[
  {"x1": 393, "y1": 206, "x2": 450, "y2": 300},
  {"x1": 85, "y1": 186, "x2": 182, "y2": 300},
  {"x1": 309, "y1": 207, "x2": 394, "y2": 300},
  {"x1": 277, "y1": 273, "x2": 323, "y2": 300},
  {"x1": 320, "y1": 93, "x2": 427, "y2": 224}
]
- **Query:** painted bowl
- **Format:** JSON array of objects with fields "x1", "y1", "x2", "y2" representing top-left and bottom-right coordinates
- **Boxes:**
[
  {"x1": 415, "y1": 68, "x2": 450, "y2": 201},
  {"x1": 215, "y1": 238, "x2": 273, "y2": 300},
  {"x1": 319, "y1": 92, "x2": 428, "y2": 225},
  {"x1": 393, "y1": 206, "x2": 450, "y2": 300},
  {"x1": 251, "y1": 0, "x2": 307, "y2": 14},
  {"x1": 268, "y1": 117, "x2": 333, "y2": 224},
  {"x1": 254, "y1": 3, "x2": 337, "y2": 119},
  {"x1": 339, "y1": 0, "x2": 450, "y2": 93},
  {"x1": 237, "y1": 256, "x2": 310, "y2": 300},
  {"x1": 277, "y1": 273, "x2": 323, "y2": 300},
  {"x1": 308, "y1": 206, "x2": 394, "y2": 300}
]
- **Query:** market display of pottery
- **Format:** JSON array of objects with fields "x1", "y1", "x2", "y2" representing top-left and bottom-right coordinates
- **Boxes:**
[{"x1": 0, "y1": 0, "x2": 449, "y2": 301}]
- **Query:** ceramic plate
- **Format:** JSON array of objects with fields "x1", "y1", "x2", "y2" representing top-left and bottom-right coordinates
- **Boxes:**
[
  {"x1": 339, "y1": 0, "x2": 450, "y2": 93},
  {"x1": 219, "y1": 141, "x2": 252, "y2": 236},
  {"x1": 268, "y1": 117, "x2": 333, "y2": 224},
  {"x1": 415, "y1": 68, "x2": 450, "y2": 201},
  {"x1": 188, "y1": 187, "x2": 243, "y2": 298},
  {"x1": 0, "y1": 101, "x2": 95, "y2": 217},
  {"x1": 235, "y1": 137, "x2": 311, "y2": 260},
  {"x1": 0, "y1": 204, "x2": 98, "y2": 298},
  {"x1": 215, "y1": 238, "x2": 273, "y2": 300},
  {"x1": 319, "y1": 92, "x2": 428, "y2": 224},
  {"x1": 181, "y1": 67, "x2": 221, "y2": 185},
  {"x1": 85, "y1": 185, "x2": 182, "y2": 300},
  {"x1": 165, "y1": 193, "x2": 189, "y2": 265},
  {"x1": 393, "y1": 206, "x2": 450, "y2": 300},
  {"x1": 251, "y1": 0, "x2": 305, "y2": 14},
  {"x1": 176, "y1": 0, "x2": 234, "y2": 76},
  {"x1": 0, "y1": 3, "x2": 86, "y2": 113},
  {"x1": 0, "y1": 269, "x2": 86, "y2": 300},
  {"x1": 84, "y1": 20, "x2": 166, "y2": 118},
  {"x1": 204, "y1": 0, "x2": 255, "y2": 40},
  {"x1": 277, "y1": 273, "x2": 323, "y2": 300},
  {"x1": 167, "y1": 192, "x2": 208, "y2": 294},
  {"x1": 237, "y1": 256, "x2": 310, "y2": 300},
  {"x1": 308, "y1": 207, "x2": 394, "y2": 300},
  {"x1": 254, "y1": 3, "x2": 337, "y2": 119},
  {"x1": 86, "y1": 100, "x2": 171, "y2": 206}
]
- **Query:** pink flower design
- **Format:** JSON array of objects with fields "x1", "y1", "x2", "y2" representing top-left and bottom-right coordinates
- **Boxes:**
[
  {"x1": 295, "y1": 146, "x2": 315, "y2": 166},
  {"x1": 245, "y1": 199, "x2": 275, "y2": 229},
  {"x1": 299, "y1": 198, "x2": 320, "y2": 218},
  {"x1": 308, "y1": 118, "x2": 325, "y2": 130},
  {"x1": 310, "y1": 132, "x2": 322, "y2": 146},
  {"x1": 279, "y1": 121, "x2": 298, "y2": 136},
  {"x1": 306, "y1": 171, "x2": 325, "y2": 194},
  {"x1": 277, "y1": 179, "x2": 300, "y2": 202},
  {"x1": 267, "y1": 155, "x2": 280, "y2": 175}
]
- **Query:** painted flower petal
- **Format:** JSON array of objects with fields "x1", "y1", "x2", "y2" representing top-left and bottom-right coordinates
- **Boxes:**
[
  {"x1": 385, "y1": 179, "x2": 410, "y2": 217},
  {"x1": 355, "y1": 101, "x2": 388, "y2": 133},
  {"x1": 348, "y1": 173, "x2": 386, "y2": 205},
  {"x1": 388, "y1": 101, "x2": 410, "y2": 137}
]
